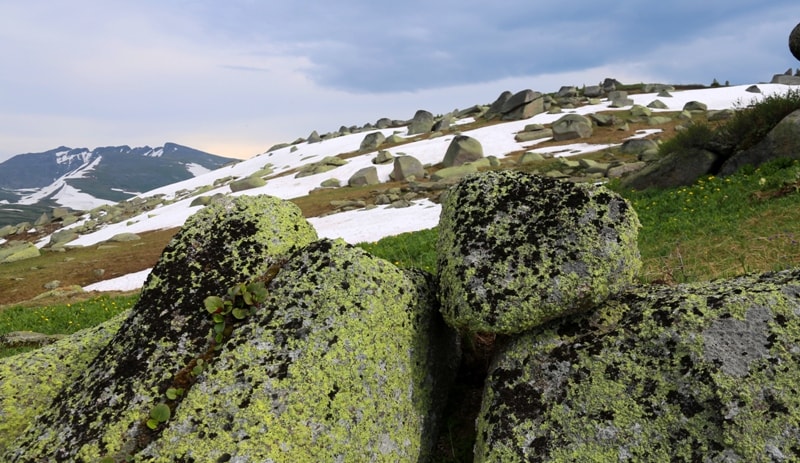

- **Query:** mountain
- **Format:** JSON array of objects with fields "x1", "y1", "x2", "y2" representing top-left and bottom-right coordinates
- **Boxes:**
[{"x1": 0, "y1": 143, "x2": 236, "y2": 226}]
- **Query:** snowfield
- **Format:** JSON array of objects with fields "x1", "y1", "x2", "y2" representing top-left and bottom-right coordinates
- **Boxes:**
[{"x1": 68, "y1": 83, "x2": 795, "y2": 292}]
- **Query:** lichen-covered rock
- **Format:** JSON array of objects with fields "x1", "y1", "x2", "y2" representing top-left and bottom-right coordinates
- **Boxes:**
[
  {"x1": 390, "y1": 155, "x2": 425, "y2": 181},
  {"x1": 476, "y1": 268, "x2": 800, "y2": 462},
  {"x1": 0, "y1": 242, "x2": 40, "y2": 264},
  {"x1": 230, "y1": 175, "x2": 267, "y2": 192},
  {"x1": 3, "y1": 195, "x2": 317, "y2": 462},
  {"x1": 442, "y1": 135, "x2": 484, "y2": 168},
  {"x1": 136, "y1": 239, "x2": 459, "y2": 462},
  {"x1": 552, "y1": 114, "x2": 593, "y2": 141},
  {"x1": 0, "y1": 311, "x2": 127, "y2": 453},
  {"x1": 438, "y1": 171, "x2": 641, "y2": 334}
]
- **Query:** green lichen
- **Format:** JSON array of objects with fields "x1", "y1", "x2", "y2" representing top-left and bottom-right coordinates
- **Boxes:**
[
  {"x1": 136, "y1": 239, "x2": 458, "y2": 462},
  {"x1": 3, "y1": 195, "x2": 317, "y2": 462},
  {"x1": 475, "y1": 269, "x2": 800, "y2": 462},
  {"x1": 438, "y1": 170, "x2": 641, "y2": 334},
  {"x1": 0, "y1": 311, "x2": 127, "y2": 453}
]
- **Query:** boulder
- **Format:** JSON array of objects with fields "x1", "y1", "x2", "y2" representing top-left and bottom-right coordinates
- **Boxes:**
[
  {"x1": 622, "y1": 148, "x2": 718, "y2": 190},
  {"x1": 720, "y1": 109, "x2": 800, "y2": 175},
  {"x1": 647, "y1": 99, "x2": 669, "y2": 109},
  {"x1": 515, "y1": 128, "x2": 553, "y2": 142},
  {"x1": 771, "y1": 74, "x2": 800, "y2": 85},
  {"x1": 519, "y1": 151, "x2": 546, "y2": 165},
  {"x1": 476, "y1": 268, "x2": 800, "y2": 462},
  {"x1": 0, "y1": 225, "x2": 14, "y2": 238},
  {"x1": 230, "y1": 175, "x2": 267, "y2": 192},
  {"x1": 552, "y1": 114, "x2": 593, "y2": 141},
  {"x1": 746, "y1": 84, "x2": 762, "y2": 93},
  {"x1": 629, "y1": 105, "x2": 652, "y2": 118},
  {"x1": 295, "y1": 156, "x2": 348, "y2": 178},
  {"x1": 48, "y1": 229, "x2": 79, "y2": 247},
  {"x1": 319, "y1": 178, "x2": 341, "y2": 188},
  {"x1": 108, "y1": 232, "x2": 141, "y2": 242},
  {"x1": 390, "y1": 155, "x2": 425, "y2": 181},
  {"x1": 442, "y1": 135, "x2": 484, "y2": 167},
  {"x1": 347, "y1": 166, "x2": 380, "y2": 186},
  {"x1": 791, "y1": 22, "x2": 800, "y2": 61},
  {"x1": 359, "y1": 131, "x2": 386, "y2": 151},
  {"x1": 620, "y1": 138, "x2": 659, "y2": 156},
  {"x1": 135, "y1": 239, "x2": 459, "y2": 462},
  {"x1": 483, "y1": 90, "x2": 513, "y2": 120},
  {"x1": 34, "y1": 213, "x2": 50, "y2": 226},
  {"x1": 607, "y1": 161, "x2": 647, "y2": 178},
  {"x1": 407, "y1": 110, "x2": 435, "y2": 135},
  {"x1": 500, "y1": 89, "x2": 545, "y2": 121},
  {"x1": 707, "y1": 109, "x2": 735, "y2": 121},
  {"x1": 430, "y1": 163, "x2": 478, "y2": 181},
  {"x1": 3, "y1": 195, "x2": 318, "y2": 461},
  {"x1": 583, "y1": 85, "x2": 603, "y2": 97},
  {"x1": 0, "y1": 312, "x2": 129, "y2": 452},
  {"x1": 437, "y1": 171, "x2": 641, "y2": 334},
  {"x1": 307, "y1": 130, "x2": 321, "y2": 143},
  {"x1": 0, "y1": 242, "x2": 40, "y2": 264},
  {"x1": 372, "y1": 150, "x2": 395, "y2": 165},
  {"x1": 684, "y1": 101, "x2": 708, "y2": 111}
]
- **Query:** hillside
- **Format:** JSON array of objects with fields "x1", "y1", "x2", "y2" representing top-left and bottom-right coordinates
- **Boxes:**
[{"x1": 0, "y1": 143, "x2": 235, "y2": 227}]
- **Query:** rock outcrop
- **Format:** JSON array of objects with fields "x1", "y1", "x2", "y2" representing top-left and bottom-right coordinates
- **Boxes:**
[
  {"x1": 720, "y1": 109, "x2": 800, "y2": 175},
  {"x1": 3, "y1": 195, "x2": 318, "y2": 461},
  {"x1": 476, "y1": 268, "x2": 800, "y2": 462},
  {"x1": 437, "y1": 170, "x2": 641, "y2": 334}
]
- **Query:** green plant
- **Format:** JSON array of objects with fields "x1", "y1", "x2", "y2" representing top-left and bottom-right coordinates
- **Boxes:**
[
  {"x1": 204, "y1": 281, "x2": 268, "y2": 344},
  {"x1": 146, "y1": 403, "x2": 171, "y2": 430}
]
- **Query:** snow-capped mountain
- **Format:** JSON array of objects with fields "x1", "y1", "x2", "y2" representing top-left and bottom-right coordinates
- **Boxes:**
[{"x1": 0, "y1": 143, "x2": 236, "y2": 226}]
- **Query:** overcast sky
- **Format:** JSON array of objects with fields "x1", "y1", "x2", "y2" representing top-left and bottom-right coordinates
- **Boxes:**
[{"x1": 1, "y1": 1, "x2": 799, "y2": 162}]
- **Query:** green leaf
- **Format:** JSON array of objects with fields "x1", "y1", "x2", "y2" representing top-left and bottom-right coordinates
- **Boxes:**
[
  {"x1": 212, "y1": 313, "x2": 225, "y2": 324},
  {"x1": 215, "y1": 332, "x2": 224, "y2": 344},
  {"x1": 214, "y1": 322, "x2": 226, "y2": 334},
  {"x1": 232, "y1": 308, "x2": 249, "y2": 320},
  {"x1": 150, "y1": 403, "x2": 171, "y2": 423},
  {"x1": 204, "y1": 296, "x2": 224, "y2": 314},
  {"x1": 146, "y1": 418, "x2": 159, "y2": 430},
  {"x1": 191, "y1": 365, "x2": 203, "y2": 376},
  {"x1": 166, "y1": 388, "x2": 180, "y2": 400},
  {"x1": 247, "y1": 282, "x2": 268, "y2": 303}
]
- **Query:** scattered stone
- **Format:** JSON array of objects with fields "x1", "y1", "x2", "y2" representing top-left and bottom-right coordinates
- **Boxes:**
[
  {"x1": 319, "y1": 178, "x2": 341, "y2": 188},
  {"x1": 230, "y1": 175, "x2": 267, "y2": 192},
  {"x1": 407, "y1": 109, "x2": 435, "y2": 135},
  {"x1": 514, "y1": 128, "x2": 553, "y2": 142},
  {"x1": 588, "y1": 113, "x2": 616, "y2": 127},
  {"x1": 34, "y1": 213, "x2": 50, "y2": 227},
  {"x1": 630, "y1": 105, "x2": 652, "y2": 118},
  {"x1": 583, "y1": 85, "x2": 603, "y2": 98},
  {"x1": 0, "y1": 225, "x2": 14, "y2": 238},
  {"x1": 500, "y1": 89, "x2": 545, "y2": 121},
  {"x1": 359, "y1": 131, "x2": 386, "y2": 151},
  {"x1": 519, "y1": 152, "x2": 545, "y2": 165},
  {"x1": 647, "y1": 116, "x2": 674, "y2": 125},
  {"x1": 92, "y1": 268, "x2": 106, "y2": 278},
  {"x1": 437, "y1": 170, "x2": 641, "y2": 334},
  {"x1": 307, "y1": 130, "x2": 321, "y2": 143},
  {"x1": 108, "y1": 233, "x2": 141, "y2": 243},
  {"x1": 620, "y1": 138, "x2": 659, "y2": 156},
  {"x1": 390, "y1": 155, "x2": 425, "y2": 181},
  {"x1": 720, "y1": 108, "x2": 800, "y2": 175},
  {"x1": 622, "y1": 148, "x2": 718, "y2": 190},
  {"x1": 746, "y1": 84, "x2": 762, "y2": 93},
  {"x1": 295, "y1": 156, "x2": 348, "y2": 178},
  {"x1": 707, "y1": 109, "x2": 735, "y2": 121},
  {"x1": 552, "y1": 114, "x2": 593, "y2": 141},
  {"x1": 578, "y1": 158, "x2": 609, "y2": 174},
  {"x1": 0, "y1": 242, "x2": 41, "y2": 264},
  {"x1": 442, "y1": 135, "x2": 484, "y2": 167},
  {"x1": 431, "y1": 164, "x2": 478, "y2": 181},
  {"x1": 647, "y1": 99, "x2": 669, "y2": 109},
  {"x1": 43, "y1": 280, "x2": 61, "y2": 290},
  {"x1": 683, "y1": 101, "x2": 708, "y2": 111},
  {"x1": 607, "y1": 161, "x2": 647, "y2": 178},
  {"x1": 372, "y1": 150, "x2": 395, "y2": 165},
  {"x1": 476, "y1": 269, "x2": 800, "y2": 462},
  {"x1": 657, "y1": 89, "x2": 673, "y2": 98},
  {"x1": 347, "y1": 166, "x2": 380, "y2": 187}
]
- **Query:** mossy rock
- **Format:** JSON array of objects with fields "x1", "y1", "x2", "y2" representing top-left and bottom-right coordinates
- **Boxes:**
[
  {"x1": 476, "y1": 268, "x2": 800, "y2": 462},
  {"x1": 4, "y1": 195, "x2": 317, "y2": 461},
  {"x1": 0, "y1": 311, "x2": 128, "y2": 453},
  {"x1": 438, "y1": 170, "x2": 641, "y2": 334},
  {"x1": 137, "y1": 239, "x2": 459, "y2": 462},
  {"x1": 0, "y1": 242, "x2": 40, "y2": 264},
  {"x1": 230, "y1": 175, "x2": 267, "y2": 192}
]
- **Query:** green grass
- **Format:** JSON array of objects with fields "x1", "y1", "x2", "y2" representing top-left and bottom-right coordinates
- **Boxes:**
[
  {"x1": 0, "y1": 294, "x2": 137, "y2": 358},
  {"x1": 356, "y1": 227, "x2": 438, "y2": 274}
]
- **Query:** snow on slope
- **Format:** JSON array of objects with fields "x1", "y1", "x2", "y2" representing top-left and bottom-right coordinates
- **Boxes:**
[{"x1": 77, "y1": 83, "x2": 796, "y2": 292}]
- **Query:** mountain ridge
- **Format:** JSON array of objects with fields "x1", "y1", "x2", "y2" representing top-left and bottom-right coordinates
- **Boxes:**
[{"x1": 0, "y1": 142, "x2": 236, "y2": 226}]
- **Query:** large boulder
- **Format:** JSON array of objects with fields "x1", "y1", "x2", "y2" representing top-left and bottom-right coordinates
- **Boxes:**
[
  {"x1": 621, "y1": 148, "x2": 718, "y2": 190},
  {"x1": 791, "y1": 22, "x2": 800, "y2": 61},
  {"x1": 720, "y1": 109, "x2": 800, "y2": 175},
  {"x1": 407, "y1": 110, "x2": 435, "y2": 135},
  {"x1": 347, "y1": 166, "x2": 380, "y2": 186},
  {"x1": 476, "y1": 268, "x2": 800, "y2": 462},
  {"x1": 230, "y1": 175, "x2": 267, "y2": 192},
  {"x1": 0, "y1": 241, "x2": 40, "y2": 264},
  {"x1": 390, "y1": 155, "x2": 425, "y2": 181},
  {"x1": 359, "y1": 131, "x2": 386, "y2": 151},
  {"x1": 135, "y1": 239, "x2": 459, "y2": 462},
  {"x1": 500, "y1": 89, "x2": 545, "y2": 121},
  {"x1": 3, "y1": 195, "x2": 317, "y2": 461},
  {"x1": 483, "y1": 90, "x2": 513, "y2": 120},
  {"x1": 442, "y1": 135, "x2": 484, "y2": 168},
  {"x1": 437, "y1": 171, "x2": 641, "y2": 334},
  {"x1": 0, "y1": 312, "x2": 128, "y2": 452},
  {"x1": 552, "y1": 114, "x2": 593, "y2": 141}
]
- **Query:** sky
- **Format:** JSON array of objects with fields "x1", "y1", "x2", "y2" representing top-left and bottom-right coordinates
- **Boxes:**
[{"x1": 1, "y1": 1, "x2": 800, "y2": 162}]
